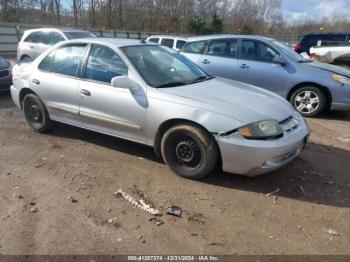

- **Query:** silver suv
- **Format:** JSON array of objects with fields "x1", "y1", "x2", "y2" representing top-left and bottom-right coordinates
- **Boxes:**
[{"x1": 17, "y1": 28, "x2": 96, "y2": 62}]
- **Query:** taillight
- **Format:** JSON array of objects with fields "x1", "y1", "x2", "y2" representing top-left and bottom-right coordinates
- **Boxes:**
[
  {"x1": 294, "y1": 43, "x2": 302, "y2": 52},
  {"x1": 309, "y1": 53, "x2": 316, "y2": 60}
]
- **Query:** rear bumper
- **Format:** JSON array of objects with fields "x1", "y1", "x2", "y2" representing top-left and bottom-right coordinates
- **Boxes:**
[{"x1": 216, "y1": 117, "x2": 310, "y2": 177}]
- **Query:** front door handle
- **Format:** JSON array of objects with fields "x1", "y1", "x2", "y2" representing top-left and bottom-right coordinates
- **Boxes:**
[
  {"x1": 240, "y1": 64, "x2": 250, "y2": 69},
  {"x1": 32, "y1": 79, "x2": 40, "y2": 85},
  {"x1": 202, "y1": 59, "x2": 210, "y2": 64},
  {"x1": 80, "y1": 89, "x2": 91, "y2": 96}
]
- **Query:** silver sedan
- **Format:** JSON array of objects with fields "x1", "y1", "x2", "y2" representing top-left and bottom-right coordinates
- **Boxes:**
[{"x1": 11, "y1": 38, "x2": 310, "y2": 179}]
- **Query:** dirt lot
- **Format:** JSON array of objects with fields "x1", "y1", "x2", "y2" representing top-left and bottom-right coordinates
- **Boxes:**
[{"x1": 0, "y1": 91, "x2": 349, "y2": 255}]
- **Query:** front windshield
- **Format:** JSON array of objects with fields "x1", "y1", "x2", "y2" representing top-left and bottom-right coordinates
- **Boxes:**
[
  {"x1": 122, "y1": 45, "x2": 210, "y2": 88},
  {"x1": 272, "y1": 40, "x2": 307, "y2": 62}
]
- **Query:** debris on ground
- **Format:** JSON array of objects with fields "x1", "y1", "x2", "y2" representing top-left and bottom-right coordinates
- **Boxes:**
[
  {"x1": 273, "y1": 196, "x2": 278, "y2": 205},
  {"x1": 107, "y1": 217, "x2": 120, "y2": 227},
  {"x1": 29, "y1": 201, "x2": 36, "y2": 206},
  {"x1": 325, "y1": 229, "x2": 340, "y2": 237},
  {"x1": 149, "y1": 217, "x2": 164, "y2": 226},
  {"x1": 166, "y1": 205, "x2": 182, "y2": 217},
  {"x1": 266, "y1": 188, "x2": 280, "y2": 197},
  {"x1": 30, "y1": 207, "x2": 38, "y2": 213},
  {"x1": 115, "y1": 189, "x2": 161, "y2": 216},
  {"x1": 188, "y1": 213, "x2": 205, "y2": 225},
  {"x1": 12, "y1": 193, "x2": 24, "y2": 199},
  {"x1": 67, "y1": 196, "x2": 78, "y2": 203},
  {"x1": 6, "y1": 172, "x2": 11, "y2": 176},
  {"x1": 299, "y1": 186, "x2": 305, "y2": 192}
]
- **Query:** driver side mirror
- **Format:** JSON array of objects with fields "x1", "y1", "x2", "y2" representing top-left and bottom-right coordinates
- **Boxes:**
[
  {"x1": 273, "y1": 56, "x2": 288, "y2": 66},
  {"x1": 111, "y1": 76, "x2": 139, "y2": 91}
]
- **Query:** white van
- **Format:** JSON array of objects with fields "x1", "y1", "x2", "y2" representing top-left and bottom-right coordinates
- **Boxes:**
[{"x1": 146, "y1": 35, "x2": 187, "y2": 51}]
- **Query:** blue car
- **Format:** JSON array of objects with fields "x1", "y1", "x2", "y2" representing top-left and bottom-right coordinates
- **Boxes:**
[
  {"x1": 181, "y1": 35, "x2": 350, "y2": 117},
  {"x1": 0, "y1": 56, "x2": 12, "y2": 92}
]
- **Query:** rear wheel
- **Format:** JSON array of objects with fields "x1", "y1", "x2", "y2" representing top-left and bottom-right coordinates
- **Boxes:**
[
  {"x1": 290, "y1": 86, "x2": 327, "y2": 117},
  {"x1": 161, "y1": 124, "x2": 219, "y2": 179},
  {"x1": 23, "y1": 94, "x2": 52, "y2": 133}
]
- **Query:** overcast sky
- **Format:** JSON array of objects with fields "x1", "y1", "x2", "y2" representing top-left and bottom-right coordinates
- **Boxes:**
[{"x1": 282, "y1": 0, "x2": 350, "y2": 21}]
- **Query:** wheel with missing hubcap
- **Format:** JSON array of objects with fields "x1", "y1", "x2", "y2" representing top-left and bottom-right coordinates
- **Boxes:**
[
  {"x1": 23, "y1": 93, "x2": 52, "y2": 133},
  {"x1": 161, "y1": 124, "x2": 219, "y2": 179}
]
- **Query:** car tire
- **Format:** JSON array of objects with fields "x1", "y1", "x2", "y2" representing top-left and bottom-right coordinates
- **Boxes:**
[
  {"x1": 23, "y1": 94, "x2": 52, "y2": 133},
  {"x1": 20, "y1": 55, "x2": 31, "y2": 62},
  {"x1": 161, "y1": 124, "x2": 219, "y2": 179},
  {"x1": 290, "y1": 86, "x2": 327, "y2": 117}
]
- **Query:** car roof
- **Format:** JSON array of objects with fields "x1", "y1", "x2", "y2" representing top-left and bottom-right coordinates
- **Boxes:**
[
  {"x1": 186, "y1": 34, "x2": 274, "y2": 42},
  {"x1": 25, "y1": 28, "x2": 92, "y2": 33},
  {"x1": 64, "y1": 37, "x2": 149, "y2": 48},
  {"x1": 147, "y1": 35, "x2": 187, "y2": 40}
]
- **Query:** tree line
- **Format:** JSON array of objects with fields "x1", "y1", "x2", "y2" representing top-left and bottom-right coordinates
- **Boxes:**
[{"x1": 1, "y1": 0, "x2": 350, "y2": 39}]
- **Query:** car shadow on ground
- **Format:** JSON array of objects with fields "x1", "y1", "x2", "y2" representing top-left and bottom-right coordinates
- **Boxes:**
[
  {"x1": 50, "y1": 123, "x2": 350, "y2": 209},
  {"x1": 203, "y1": 142, "x2": 350, "y2": 208},
  {"x1": 318, "y1": 110, "x2": 350, "y2": 121},
  {"x1": 0, "y1": 91, "x2": 14, "y2": 109}
]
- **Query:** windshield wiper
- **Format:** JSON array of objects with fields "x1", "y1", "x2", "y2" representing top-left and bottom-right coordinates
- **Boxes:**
[
  {"x1": 189, "y1": 75, "x2": 215, "y2": 84},
  {"x1": 155, "y1": 81, "x2": 188, "y2": 88}
]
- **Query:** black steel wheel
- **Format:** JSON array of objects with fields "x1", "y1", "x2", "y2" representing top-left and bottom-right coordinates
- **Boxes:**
[
  {"x1": 23, "y1": 93, "x2": 52, "y2": 133},
  {"x1": 161, "y1": 124, "x2": 219, "y2": 179}
]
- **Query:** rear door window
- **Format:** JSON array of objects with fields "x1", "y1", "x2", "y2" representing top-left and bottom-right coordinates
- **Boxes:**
[
  {"x1": 51, "y1": 44, "x2": 87, "y2": 77},
  {"x1": 24, "y1": 32, "x2": 37, "y2": 43},
  {"x1": 84, "y1": 44, "x2": 128, "y2": 84},
  {"x1": 161, "y1": 38, "x2": 175, "y2": 48},
  {"x1": 38, "y1": 51, "x2": 55, "y2": 71},
  {"x1": 148, "y1": 38, "x2": 160, "y2": 43},
  {"x1": 182, "y1": 41, "x2": 207, "y2": 54},
  {"x1": 45, "y1": 32, "x2": 65, "y2": 45},
  {"x1": 176, "y1": 40, "x2": 187, "y2": 50},
  {"x1": 207, "y1": 39, "x2": 238, "y2": 58}
]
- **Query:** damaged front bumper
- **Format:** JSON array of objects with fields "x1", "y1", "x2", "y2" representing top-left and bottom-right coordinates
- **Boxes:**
[{"x1": 215, "y1": 115, "x2": 310, "y2": 177}]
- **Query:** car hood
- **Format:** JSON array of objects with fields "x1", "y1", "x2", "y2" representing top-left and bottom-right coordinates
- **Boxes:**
[
  {"x1": 0, "y1": 56, "x2": 10, "y2": 69},
  {"x1": 304, "y1": 61, "x2": 350, "y2": 77},
  {"x1": 159, "y1": 78, "x2": 293, "y2": 124}
]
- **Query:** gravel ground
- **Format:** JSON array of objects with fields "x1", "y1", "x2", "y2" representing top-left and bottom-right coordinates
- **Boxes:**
[{"x1": 0, "y1": 90, "x2": 349, "y2": 255}]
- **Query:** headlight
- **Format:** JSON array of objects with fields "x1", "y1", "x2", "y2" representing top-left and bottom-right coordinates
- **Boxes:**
[
  {"x1": 333, "y1": 74, "x2": 350, "y2": 84},
  {"x1": 238, "y1": 120, "x2": 283, "y2": 140}
]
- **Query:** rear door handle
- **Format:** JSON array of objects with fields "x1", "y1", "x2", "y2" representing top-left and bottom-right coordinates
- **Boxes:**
[
  {"x1": 32, "y1": 79, "x2": 40, "y2": 85},
  {"x1": 202, "y1": 59, "x2": 210, "y2": 64},
  {"x1": 240, "y1": 64, "x2": 250, "y2": 69},
  {"x1": 80, "y1": 89, "x2": 91, "y2": 96}
]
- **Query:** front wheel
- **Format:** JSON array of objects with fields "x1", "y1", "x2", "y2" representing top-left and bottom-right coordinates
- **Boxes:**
[
  {"x1": 290, "y1": 86, "x2": 327, "y2": 117},
  {"x1": 23, "y1": 93, "x2": 52, "y2": 133},
  {"x1": 161, "y1": 124, "x2": 219, "y2": 179}
]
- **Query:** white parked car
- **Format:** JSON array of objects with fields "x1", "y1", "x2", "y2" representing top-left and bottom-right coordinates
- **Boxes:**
[
  {"x1": 146, "y1": 35, "x2": 187, "y2": 51},
  {"x1": 310, "y1": 45, "x2": 350, "y2": 64},
  {"x1": 17, "y1": 28, "x2": 96, "y2": 62}
]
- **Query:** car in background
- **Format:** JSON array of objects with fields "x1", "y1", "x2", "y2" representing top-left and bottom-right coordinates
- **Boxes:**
[
  {"x1": 146, "y1": 35, "x2": 187, "y2": 51},
  {"x1": 0, "y1": 56, "x2": 12, "y2": 92},
  {"x1": 17, "y1": 28, "x2": 96, "y2": 62},
  {"x1": 294, "y1": 33, "x2": 350, "y2": 55},
  {"x1": 181, "y1": 35, "x2": 350, "y2": 117},
  {"x1": 10, "y1": 38, "x2": 309, "y2": 179},
  {"x1": 310, "y1": 45, "x2": 350, "y2": 64}
]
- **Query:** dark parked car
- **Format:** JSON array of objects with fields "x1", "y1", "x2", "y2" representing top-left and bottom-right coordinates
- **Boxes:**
[
  {"x1": 294, "y1": 33, "x2": 350, "y2": 54},
  {"x1": 0, "y1": 56, "x2": 12, "y2": 92}
]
